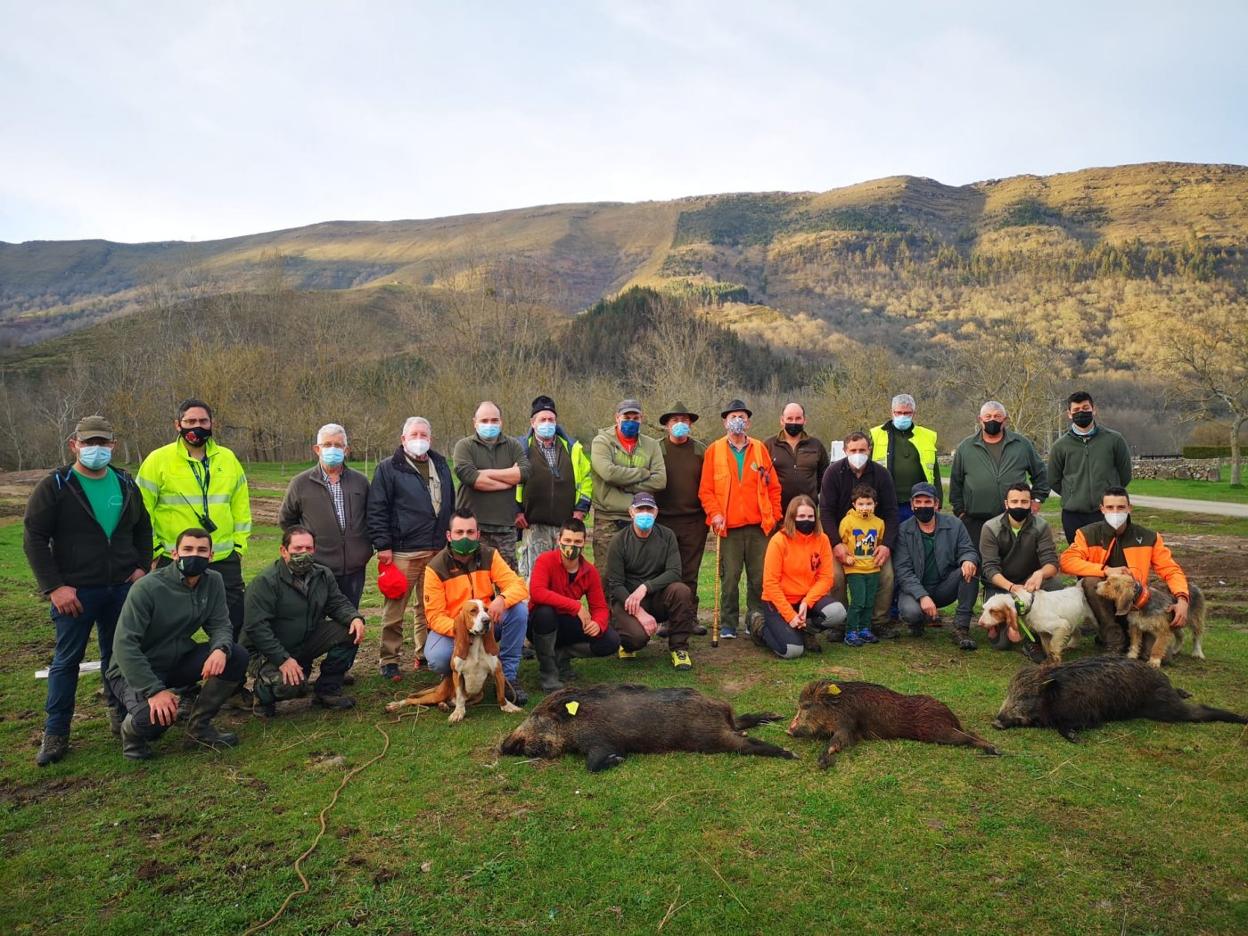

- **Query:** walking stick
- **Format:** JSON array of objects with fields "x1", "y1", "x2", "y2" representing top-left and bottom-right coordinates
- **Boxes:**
[{"x1": 711, "y1": 531, "x2": 722, "y2": 648}]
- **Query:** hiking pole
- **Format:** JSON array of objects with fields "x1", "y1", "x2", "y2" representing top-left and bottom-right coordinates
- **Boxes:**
[{"x1": 711, "y1": 531, "x2": 722, "y2": 648}]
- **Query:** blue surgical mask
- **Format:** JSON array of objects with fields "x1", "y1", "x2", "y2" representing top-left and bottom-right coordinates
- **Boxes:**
[
  {"x1": 669, "y1": 421, "x2": 690, "y2": 439},
  {"x1": 893, "y1": 416, "x2": 913, "y2": 431},
  {"x1": 619, "y1": 419, "x2": 640, "y2": 439},
  {"x1": 727, "y1": 417, "x2": 747, "y2": 435},
  {"x1": 534, "y1": 422, "x2": 557, "y2": 440},
  {"x1": 78, "y1": 445, "x2": 112, "y2": 470},
  {"x1": 477, "y1": 424, "x2": 502, "y2": 441},
  {"x1": 320, "y1": 446, "x2": 345, "y2": 467},
  {"x1": 633, "y1": 512, "x2": 656, "y2": 531}
]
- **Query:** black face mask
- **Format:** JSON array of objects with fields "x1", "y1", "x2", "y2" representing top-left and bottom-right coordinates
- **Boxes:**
[
  {"x1": 794, "y1": 519, "x2": 817, "y2": 535},
  {"x1": 913, "y1": 506, "x2": 936, "y2": 523},
  {"x1": 1071, "y1": 411, "x2": 1095, "y2": 428},
  {"x1": 981, "y1": 420, "x2": 1003, "y2": 436},
  {"x1": 176, "y1": 555, "x2": 211, "y2": 577},
  {"x1": 180, "y1": 426, "x2": 212, "y2": 446},
  {"x1": 783, "y1": 423, "x2": 804, "y2": 438},
  {"x1": 1007, "y1": 506, "x2": 1031, "y2": 522}
]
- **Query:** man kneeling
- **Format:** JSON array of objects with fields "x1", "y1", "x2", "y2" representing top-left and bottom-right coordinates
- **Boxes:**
[
  {"x1": 107, "y1": 528, "x2": 248, "y2": 760},
  {"x1": 244, "y1": 526, "x2": 366, "y2": 716}
]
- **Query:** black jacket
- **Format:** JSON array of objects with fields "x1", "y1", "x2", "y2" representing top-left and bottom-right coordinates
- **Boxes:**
[
  {"x1": 818, "y1": 459, "x2": 900, "y2": 551},
  {"x1": 23, "y1": 465, "x2": 153, "y2": 593},
  {"x1": 367, "y1": 448, "x2": 455, "y2": 552}
]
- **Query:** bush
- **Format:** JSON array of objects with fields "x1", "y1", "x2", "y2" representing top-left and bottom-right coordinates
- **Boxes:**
[{"x1": 1181, "y1": 446, "x2": 1233, "y2": 459}]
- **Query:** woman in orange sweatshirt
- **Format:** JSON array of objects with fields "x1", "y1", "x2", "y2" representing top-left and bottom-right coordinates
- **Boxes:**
[{"x1": 758, "y1": 495, "x2": 846, "y2": 658}]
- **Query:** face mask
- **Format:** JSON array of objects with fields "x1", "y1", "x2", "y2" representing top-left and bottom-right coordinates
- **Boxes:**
[
  {"x1": 912, "y1": 506, "x2": 936, "y2": 523},
  {"x1": 669, "y1": 421, "x2": 690, "y2": 440},
  {"x1": 1007, "y1": 506, "x2": 1031, "y2": 522},
  {"x1": 534, "y1": 422, "x2": 557, "y2": 440},
  {"x1": 619, "y1": 419, "x2": 641, "y2": 439},
  {"x1": 176, "y1": 554, "x2": 211, "y2": 577},
  {"x1": 794, "y1": 519, "x2": 817, "y2": 535},
  {"x1": 287, "y1": 552, "x2": 315, "y2": 575},
  {"x1": 477, "y1": 424, "x2": 501, "y2": 441},
  {"x1": 404, "y1": 438, "x2": 430, "y2": 458},
  {"x1": 893, "y1": 415, "x2": 913, "y2": 431},
  {"x1": 633, "y1": 512, "x2": 656, "y2": 531},
  {"x1": 727, "y1": 417, "x2": 747, "y2": 435},
  {"x1": 1103, "y1": 511, "x2": 1129, "y2": 530},
  {"x1": 78, "y1": 445, "x2": 112, "y2": 470},
  {"x1": 981, "y1": 420, "x2": 1003, "y2": 436},
  {"x1": 856, "y1": 507, "x2": 873, "y2": 519},
  {"x1": 320, "y1": 446, "x2": 345, "y2": 467},
  {"x1": 559, "y1": 544, "x2": 583, "y2": 561},
  {"x1": 847, "y1": 452, "x2": 869, "y2": 471},
  {"x1": 449, "y1": 536, "x2": 480, "y2": 555},
  {"x1": 180, "y1": 426, "x2": 211, "y2": 446},
  {"x1": 783, "y1": 423, "x2": 804, "y2": 437},
  {"x1": 1071, "y1": 411, "x2": 1095, "y2": 429}
]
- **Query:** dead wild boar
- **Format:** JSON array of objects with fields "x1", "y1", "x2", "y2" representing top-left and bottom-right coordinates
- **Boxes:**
[
  {"x1": 993, "y1": 655, "x2": 1246, "y2": 742},
  {"x1": 787, "y1": 679, "x2": 1000, "y2": 768},
  {"x1": 498, "y1": 683, "x2": 797, "y2": 771}
]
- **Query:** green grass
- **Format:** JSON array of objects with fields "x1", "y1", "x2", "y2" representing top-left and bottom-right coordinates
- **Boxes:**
[
  {"x1": 2, "y1": 473, "x2": 1247, "y2": 935},
  {"x1": 1128, "y1": 477, "x2": 1248, "y2": 504}
]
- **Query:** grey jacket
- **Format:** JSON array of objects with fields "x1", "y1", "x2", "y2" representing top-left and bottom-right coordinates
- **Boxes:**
[
  {"x1": 453, "y1": 434, "x2": 531, "y2": 531},
  {"x1": 894, "y1": 513, "x2": 978, "y2": 601},
  {"x1": 978, "y1": 512, "x2": 1058, "y2": 587},
  {"x1": 279, "y1": 466, "x2": 372, "y2": 576},
  {"x1": 950, "y1": 430, "x2": 1050, "y2": 518}
]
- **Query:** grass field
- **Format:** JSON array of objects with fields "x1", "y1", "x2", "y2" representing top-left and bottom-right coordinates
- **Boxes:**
[
  {"x1": 2, "y1": 467, "x2": 1246, "y2": 935},
  {"x1": 1127, "y1": 477, "x2": 1248, "y2": 504}
]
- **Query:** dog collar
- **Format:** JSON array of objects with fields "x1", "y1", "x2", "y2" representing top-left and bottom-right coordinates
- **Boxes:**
[{"x1": 1011, "y1": 594, "x2": 1036, "y2": 642}]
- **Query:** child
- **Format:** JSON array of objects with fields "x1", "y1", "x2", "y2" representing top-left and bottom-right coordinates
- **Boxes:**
[{"x1": 838, "y1": 483, "x2": 885, "y2": 646}]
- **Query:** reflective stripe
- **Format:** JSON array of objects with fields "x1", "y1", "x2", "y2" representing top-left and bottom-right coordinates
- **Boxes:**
[
  {"x1": 234, "y1": 522, "x2": 252, "y2": 532},
  {"x1": 155, "y1": 493, "x2": 233, "y2": 506},
  {"x1": 137, "y1": 476, "x2": 160, "y2": 492}
]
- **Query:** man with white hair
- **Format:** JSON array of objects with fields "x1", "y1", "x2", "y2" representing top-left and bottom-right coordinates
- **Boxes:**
[
  {"x1": 950, "y1": 401, "x2": 1049, "y2": 553},
  {"x1": 870, "y1": 393, "x2": 942, "y2": 526},
  {"x1": 367, "y1": 417, "x2": 455, "y2": 682},
  {"x1": 279, "y1": 423, "x2": 373, "y2": 610}
]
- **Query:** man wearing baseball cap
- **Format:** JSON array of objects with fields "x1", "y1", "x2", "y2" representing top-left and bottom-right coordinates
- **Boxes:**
[
  {"x1": 589, "y1": 398, "x2": 666, "y2": 579},
  {"x1": 24, "y1": 415, "x2": 152, "y2": 765}
]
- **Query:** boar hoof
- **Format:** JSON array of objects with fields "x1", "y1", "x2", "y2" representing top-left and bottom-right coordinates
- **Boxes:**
[{"x1": 1058, "y1": 727, "x2": 1079, "y2": 743}]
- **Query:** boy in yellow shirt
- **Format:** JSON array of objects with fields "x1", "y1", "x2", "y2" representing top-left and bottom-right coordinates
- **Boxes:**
[{"x1": 838, "y1": 484, "x2": 886, "y2": 646}]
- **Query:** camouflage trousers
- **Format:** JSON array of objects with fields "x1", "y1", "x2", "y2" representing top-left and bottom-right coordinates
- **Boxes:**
[{"x1": 249, "y1": 618, "x2": 357, "y2": 704}]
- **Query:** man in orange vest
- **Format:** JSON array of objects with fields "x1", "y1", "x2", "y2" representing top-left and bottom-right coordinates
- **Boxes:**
[{"x1": 699, "y1": 399, "x2": 783, "y2": 639}]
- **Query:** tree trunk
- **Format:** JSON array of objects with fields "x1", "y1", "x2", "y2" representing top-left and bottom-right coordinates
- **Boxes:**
[{"x1": 1231, "y1": 414, "x2": 1244, "y2": 485}]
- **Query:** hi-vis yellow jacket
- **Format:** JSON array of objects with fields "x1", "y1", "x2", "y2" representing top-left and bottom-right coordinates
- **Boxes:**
[
  {"x1": 871, "y1": 423, "x2": 940, "y2": 484},
  {"x1": 137, "y1": 437, "x2": 252, "y2": 561}
]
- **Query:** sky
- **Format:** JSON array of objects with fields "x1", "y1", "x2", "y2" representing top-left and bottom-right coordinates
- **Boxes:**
[{"x1": 1, "y1": 0, "x2": 1245, "y2": 244}]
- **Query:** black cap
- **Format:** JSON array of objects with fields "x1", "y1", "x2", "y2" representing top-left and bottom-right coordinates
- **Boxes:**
[
  {"x1": 720, "y1": 399, "x2": 752, "y2": 419},
  {"x1": 531, "y1": 395, "x2": 557, "y2": 418},
  {"x1": 910, "y1": 482, "x2": 939, "y2": 500}
]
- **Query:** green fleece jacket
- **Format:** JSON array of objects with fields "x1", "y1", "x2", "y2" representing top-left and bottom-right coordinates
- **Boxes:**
[
  {"x1": 950, "y1": 430, "x2": 1050, "y2": 518},
  {"x1": 979, "y1": 512, "x2": 1059, "y2": 587},
  {"x1": 1046, "y1": 425, "x2": 1132, "y2": 513},
  {"x1": 605, "y1": 524, "x2": 683, "y2": 604},
  {"x1": 590, "y1": 428, "x2": 667, "y2": 523},
  {"x1": 108, "y1": 563, "x2": 232, "y2": 695},
  {"x1": 243, "y1": 559, "x2": 361, "y2": 665}
]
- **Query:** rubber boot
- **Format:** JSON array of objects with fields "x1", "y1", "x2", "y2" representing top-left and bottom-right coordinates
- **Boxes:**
[
  {"x1": 120, "y1": 714, "x2": 154, "y2": 761},
  {"x1": 533, "y1": 630, "x2": 563, "y2": 691},
  {"x1": 184, "y1": 678, "x2": 241, "y2": 750}
]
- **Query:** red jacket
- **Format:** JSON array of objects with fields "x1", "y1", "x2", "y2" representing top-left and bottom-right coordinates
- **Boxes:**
[{"x1": 528, "y1": 549, "x2": 609, "y2": 629}]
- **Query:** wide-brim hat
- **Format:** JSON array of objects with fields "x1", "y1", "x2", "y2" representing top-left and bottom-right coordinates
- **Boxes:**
[
  {"x1": 658, "y1": 403, "x2": 699, "y2": 426},
  {"x1": 720, "y1": 399, "x2": 752, "y2": 419}
]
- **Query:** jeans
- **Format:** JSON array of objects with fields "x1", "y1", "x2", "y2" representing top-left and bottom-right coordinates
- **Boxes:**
[
  {"x1": 424, "y1": 603, "x2": 527, "y2": 682},
  {"x1": 44, "y1": 582, "x2": 131, "y2": 735},
  {"x1": 335, "y1": 569, "x2": 366, "y2": 611},
  {"x1": 108, "y1": 641, "x2": 249, "y2": 740},
  {"x1": 761, "y1": 595, "x2": 847, "y2": 658}
]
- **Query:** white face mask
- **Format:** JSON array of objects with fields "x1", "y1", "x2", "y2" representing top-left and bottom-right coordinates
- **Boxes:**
[
  {"x1": 405, "y1": 438, "x2": 430, "y2": 458},
  {"x1": 1103, "y1": 511, "x2": 1129, "y2": 530},
  {"x1": 847, "y1": 452, "x2": 869, "y2": 471}
]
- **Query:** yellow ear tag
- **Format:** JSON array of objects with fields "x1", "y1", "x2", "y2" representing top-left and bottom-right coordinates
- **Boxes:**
[
  {"x1": 825, "y1": 684, "x2": 841, "y2": 696},
  {"x1": 565, "y1": 701, "x2": 580, "y2": 716}
]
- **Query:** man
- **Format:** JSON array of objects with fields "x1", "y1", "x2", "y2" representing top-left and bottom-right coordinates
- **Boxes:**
[
  {"x1": 1059, "y1": 486, "x2": 1190, "y2": 653},
  {"x1": 107, "y1": 528, "x2": 249, "y2": 760},
  {"x1": 137, "y1": 399, "x2": 252, "y2": 638},
  {"x1": 423, "y1": 508, "x2": 530, "y2": 705},
  {"x1": 819, "y1": 431, "x2": 899, "y2": 636},
  {"x1": 1047, "y1": 391, "x2": 1133, "y2": 544},
  {"x1": 453, "y1": 401, "x2": 530, "y2": 570},
  {"x1": 527, "y1": 518, "x2": 618, "y2": 689},
  {"x1": 589, "y1": 399, "x2": 666, "y2": 578},
  {"x1": 949, "y1": 400, "x2": 1049, "y2": 553},
  {"x1": 24, "y1": 415, "x2": 152, "y2": 766},
  {"x1": 279, "y1": 423, "x2": 372, "y2": 609},
  {"x1": 607, "y1": 493, "x2": 695, "y2": 670},
  {"x1": 243, "y1": 526, "x2": 366, "y2": 715},
  {"x1": 368, "y1": 416, "x2": 455, "y2": 681},
  {"x1": 699, "y1": 399, "x2": 782, "y2": 640},
  {"x1": 979, "y1": 482, "x2": 1061, "y2": 658},
  {"x1": 655, "y1": 402, "x2": 708, "y2": 634},
  {"x1": 894, "y1": 483, "x2": 980, "y2": 650},
  {"x1": 764, "y1": 402, "x2": 830, "y2": 516},
  {"x1": 870, "y1": 393, "x2": 942, "y2": 525},
  {"x1": 516, "y1": 395, "x2": 591, "y2": 579}
]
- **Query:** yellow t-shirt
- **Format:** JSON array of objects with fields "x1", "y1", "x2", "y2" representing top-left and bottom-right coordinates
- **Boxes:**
[{"x1": 839, "y1": 509, "x2": 885, "y2": 574}]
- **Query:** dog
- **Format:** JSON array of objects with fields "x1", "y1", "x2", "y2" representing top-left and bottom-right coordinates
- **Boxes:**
[
  {"x1": 977, "y1": 585, "x2": 1092, "y2": 663},
  {"x1": 385, "y1": 599, "x2": 522, "y2": 723},
  {"x1": 1095, "y1": 576, "x2": 1205, "y2": 668}
]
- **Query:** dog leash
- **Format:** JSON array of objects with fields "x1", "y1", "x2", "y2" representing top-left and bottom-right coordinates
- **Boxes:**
[{"x1": 1011, "y1": 594, "x2": 1037, "y2": 643}]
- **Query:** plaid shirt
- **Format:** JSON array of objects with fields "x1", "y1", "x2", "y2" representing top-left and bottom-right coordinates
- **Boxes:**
[
  {"x1": 536, "y1": 438, "x2": 561, "y2": 476},
  {"x1": 320, "y1": 466, "x2": 346, "y2": 530}
]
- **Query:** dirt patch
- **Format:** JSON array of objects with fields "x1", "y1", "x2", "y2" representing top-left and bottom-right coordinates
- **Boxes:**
[
  {"x1": 1164, "y1": 534, "x2": 1248, "y2": 624},
  {"x1": 0, "y1": 775, "x2": 98, "y2": 808}
]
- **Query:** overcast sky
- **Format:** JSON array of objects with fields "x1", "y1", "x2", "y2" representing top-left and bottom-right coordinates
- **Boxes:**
[{"x1": 1, "y1": 0, "x2": 1244, "y2": 243}]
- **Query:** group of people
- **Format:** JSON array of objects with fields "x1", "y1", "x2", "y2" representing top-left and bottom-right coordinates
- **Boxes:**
[{"x1": 25, "y1": 389, "x2": 1192, "y2": 768}]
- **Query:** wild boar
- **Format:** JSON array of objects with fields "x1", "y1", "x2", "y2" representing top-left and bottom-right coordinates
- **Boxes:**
[
  {"x1": 499, "y1": 683, "x2": 796, "y2": 771},
  {"x1": 993, "y1": 655, "x2": 1246, "y2": 742},
  {"x1": 787, "y1": 679, "x2": 1000, "y2": 768}
]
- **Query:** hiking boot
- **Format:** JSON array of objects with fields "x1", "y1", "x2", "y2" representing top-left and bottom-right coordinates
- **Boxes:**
[
  {"x1": 1020, "y1": 641, "x2": 1048, "y2": 664},
  {"x1": 224, "y1": 684, "x2": 254, "y2": 712},
  {"x1": 872, "y1": 621, "x2": 901, "y2": 640},
  {"x1": 953, "y1": 627, "x2": 977, "y2": 651},
  {"x1": 746, "y1": 611, "x2": 765, "y2": 635},
  {"x1": 671, "y1": 649, "x2": 693, "y2": 671},
  {"x1": 618, "y1": 647, "x2": 638, "y2": 660},
  {"x1": 533, "y1": 630, "x2": 564, "y2": 691},
  {"x1": 503, "y1": 680, "x2": 528, "y2": 707},
  {"x1": 747, "y1": 615, "x2": 768, "y2": 647},
  {"x1": 312, "y1": 693, "x2": 357, "y2": 710},
  {"x1": 380, "y1": 663, "x2": 401, "y2": 682},
  {"x1": 120, "y1": 714, "x2": 153, "y2": 761},
  {"x1": 802, "y1": 630, "x2": 823, "y2": 654},
  {"x1": 254, "y1": 701, "x2": 277, "y2": 718},
  {"x1": 859, "y1": 628, "x2": 880, "y2": 644},
  {"x1": 184, "y1": 678, "x2": 242, "y2": 750},
  {"x1": 36, "y1": 733, "x2": 68, "y2": 767},
  {"x1": 844, "y1": 630, "x2": 865, "y2": 647}
]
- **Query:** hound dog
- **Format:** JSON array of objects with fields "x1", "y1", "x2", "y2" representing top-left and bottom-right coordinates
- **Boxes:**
[
  {"x1": 385, "y1": 599, "x2": 522, "y2": 723},
  {"x1": 1095, "y1": 576, "x2": 1206, "y2": 668},
  {"x1": 977, "y1": 585, "x2": 1092, "y2": 663}
]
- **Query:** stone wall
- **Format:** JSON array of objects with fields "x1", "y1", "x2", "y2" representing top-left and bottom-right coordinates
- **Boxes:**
[{"x1": 1131, "y1": 458, "x2": 1222, "y2": 481}]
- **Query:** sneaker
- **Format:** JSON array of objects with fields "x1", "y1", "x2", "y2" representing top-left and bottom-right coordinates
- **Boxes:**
[
  {"x1": 671, "y1": 649, "x2": 693, "y2": 671},
  {"x1": 503, "y1": 680, "x2": 528, "y2": 707},
  {"x1": 380, "y1": 663, "x2": 401, "y2": 682},
  {"x1": 860, "y1": 628, "x2": 879, "y2": 644},
  {"x1": 618, "y1": 647, "x2": 637, "y2": 660},
  {"x1": 844, "y1": 630, "x2": 865, "y2": 647},
  {"x1": 312, "y1": 694, "x2": 357, "y2": 710},
  {"x1": 719, "y1": 625, "x2": 738, "y2": 640}
]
